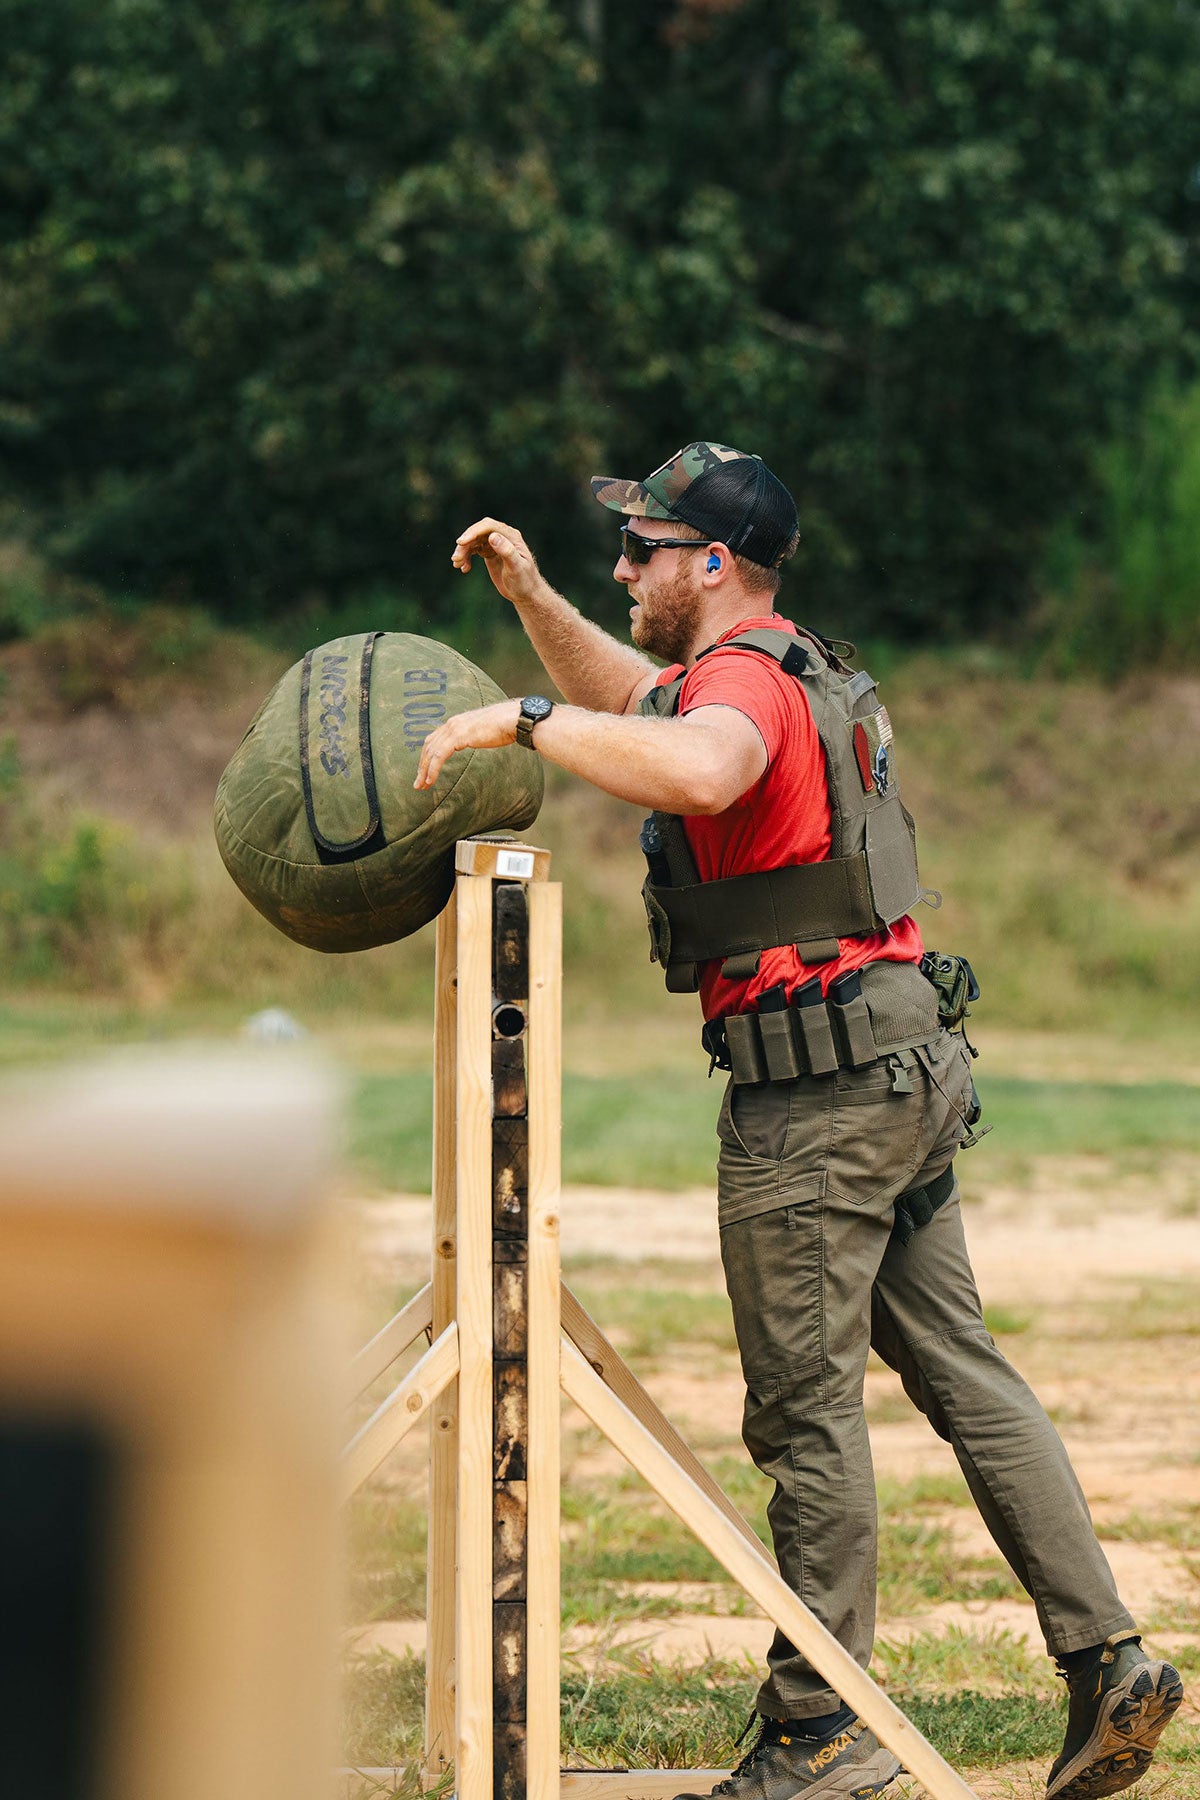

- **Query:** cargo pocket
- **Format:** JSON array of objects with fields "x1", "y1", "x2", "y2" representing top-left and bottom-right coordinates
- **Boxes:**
[
  {"x1": 716, "y1": 1082, "x2": 788, "y2": 1220},
  {"x1": 717, "y1": 1081, "x2": 791, "y2": 1162},
  {"x1": 720, "y1": 1193, "x2": 825, "y2": 1388},
  {"x1": 717, "y1": 1079, "x2": 831, "y2": 1228}
]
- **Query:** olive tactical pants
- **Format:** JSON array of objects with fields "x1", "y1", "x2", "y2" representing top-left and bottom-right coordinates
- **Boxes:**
[{"x1": 717, "y1": 1025, "x2": 1135, "y2": 1720}]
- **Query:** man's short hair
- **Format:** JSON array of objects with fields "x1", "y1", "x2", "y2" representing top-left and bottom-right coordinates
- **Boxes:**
[{"x1": 670, "y1": 521, "x2": 796, "y2": 597}]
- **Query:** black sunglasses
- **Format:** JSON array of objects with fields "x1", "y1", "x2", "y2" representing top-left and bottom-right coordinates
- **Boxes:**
[{"x1": 620, "y1": 526, "x2": 710, "y2": 566}]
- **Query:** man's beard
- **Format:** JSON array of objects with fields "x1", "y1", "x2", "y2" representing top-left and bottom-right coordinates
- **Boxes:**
[{"x1": 629, "y1": 563, "x2": 705, "y2": 664}]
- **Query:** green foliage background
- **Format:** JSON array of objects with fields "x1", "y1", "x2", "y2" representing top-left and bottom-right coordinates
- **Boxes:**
[{"x1": 3, "y1": 0, "x2": 1200, "y2": 642}]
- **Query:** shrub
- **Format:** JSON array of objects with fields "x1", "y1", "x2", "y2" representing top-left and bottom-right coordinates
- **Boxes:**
[
  {"x1": 1043, "y1": 381, "x2": 1200, "y2": 676},
  {"x1": 0, "y1": 735, "x2": 193, "y2": 988}
]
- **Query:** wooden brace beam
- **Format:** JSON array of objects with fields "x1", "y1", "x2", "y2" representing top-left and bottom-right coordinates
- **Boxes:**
[
  {"x1": 349, "y1": 1281, "x2": 433, "y2": 1397},
  {"x1": 561, "y1": 1284, "x2": 765, "y2": 1560},
  {"x1": 340, "y1": 1771, "x2": 729, "y2": 1798},
  {"x1": 340, "y1": 1322, "x2": 459, "y2": 1502},
  {"x1": 560, "y1": 1339, "x2": 980, "y2": 1800}
]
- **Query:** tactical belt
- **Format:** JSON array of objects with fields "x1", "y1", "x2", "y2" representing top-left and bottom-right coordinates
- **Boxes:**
[{"x1": 703, "y1": 965, "x2": 939, "y2": 1086}]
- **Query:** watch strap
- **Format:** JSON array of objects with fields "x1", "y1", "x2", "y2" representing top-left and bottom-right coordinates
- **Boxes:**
[{"x1": 516, "y1": 696, "x2": 552, "y2": 749}]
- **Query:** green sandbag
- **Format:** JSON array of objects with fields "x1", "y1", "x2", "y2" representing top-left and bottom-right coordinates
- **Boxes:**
[{"x1": 214, "y1": 631, "x2": 543, "y2": 952}]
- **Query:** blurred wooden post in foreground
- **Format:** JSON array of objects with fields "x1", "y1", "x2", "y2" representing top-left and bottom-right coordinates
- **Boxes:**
[
  {"x1": 0, "y1": 1053, "x2": 344, "y2": 1800},
  {"x1": 344, "y1": 839, "x2": 982, "y2": 1800}
]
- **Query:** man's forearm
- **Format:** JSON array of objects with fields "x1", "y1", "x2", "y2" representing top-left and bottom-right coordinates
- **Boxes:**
[
  {"x1": 412, "y1": 695, "x2": 766, "y2": 809},
  {"x1": 515, "y1": 582, "x2": 656, "y2": 714},
  {"x1": 529, "y1": 705, "x2": 728, "y2": 813}
]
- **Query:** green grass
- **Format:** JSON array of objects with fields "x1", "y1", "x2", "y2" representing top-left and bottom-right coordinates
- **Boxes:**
[
  {"x1": 344, "y1": 1464, "x2": 1023, "y2": 1648},
  {"x1": 1143, "y1": 1593, "x2": 1200, "y2": 1634},
  {"x1": 975, "y1": 1079, "x2": 1200, "y2": 1158},
  {"x1": 876, "y1": 1519, "x2": 1021, "y2": 1615},
  {"x1": 0, "y1": 997, "x2": 156, "y2": 1066},
  {"x1": 865, "y1": 1387, "x2": 916, "y2": 1426},
  {"x1": 561, "y1": 1655, "x2": 757, "y2": 1767},
  {"x1": 343, "y1": 1645, "x2": 1200, "y2": 1778},
  {"x1": 8, "y1": 993, "x2": 1199, "y2": 1210},
  {"x1": 1093, "y1": 1281, "x2": 1200, "y2": 1340},
  {"x1": 874, "y1": 1627, "x2": 1051, "y2": 1692},
  {"x1": 346, "y1": 1492, "x2": 430, "y2": 1623},
  {"x1": 343, "y1": 1650, "x2": 427, "y2": 1769},
  {"x1": 349, "y1": 1068, "x2": 722, "y2": 1191},
  {"x1": 982, "y1": 1305, "x2": 1037, "y2": 1337},
  {"x1": 894, "y1": 1691, "x2": 1060, "y2": 1764},
  {"x1": 562, "y1": 1471, "x2": 741, "y2": 1627},
  {"x1": 1102, "y1": 1506, "x2": 1200, "y2": 1552},
  {"x1": 5, "y1": 610, "x2": 1200, "y2": 1043},
  {"x1": 561, "y1": 1485, "x2": 734, "y2": 1629},
  {"x1": 568, "y1": 1284, "x2": 739, "y2": 1365},
  {"x1": 347, "y1": 1069, "x2": 1200, "y2": 1193},
  {"x1": 875, "y1": 1472, "x2": 973, "y2": 1512}
]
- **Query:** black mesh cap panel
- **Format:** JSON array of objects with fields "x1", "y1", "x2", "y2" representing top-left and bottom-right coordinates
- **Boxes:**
[{"x1": 668, "y1": 459, "x2": 798, "y2": 568}]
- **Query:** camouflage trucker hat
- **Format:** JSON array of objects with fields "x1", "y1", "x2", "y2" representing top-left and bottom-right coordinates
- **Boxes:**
[{"x1": 591, "y1": 441, "x2": 799, "y2": 569}]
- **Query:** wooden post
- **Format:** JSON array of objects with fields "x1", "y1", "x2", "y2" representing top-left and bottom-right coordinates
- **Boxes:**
[
  {"x1": 425, "y1": 901, "x2": 460, "y2": 1783},
  {"x1": 491, "y1": 881, "x2": 532, "y2": 1800},
  {"x1": 431, "y1": 847, "x2": 558, "y2": 1800},
  {"x1": 525, "y1": 881, "x2": 562, "y2": 1800},
  {"x1": 0, "y1": 1054, "x2": 343, "y2": 1800},
  {"x1": 455, "y1": 874, "x2": 496, "y2": 1800},
  {"x1": 420, "y1": 847, "x2": 559, "y2": 1800}
]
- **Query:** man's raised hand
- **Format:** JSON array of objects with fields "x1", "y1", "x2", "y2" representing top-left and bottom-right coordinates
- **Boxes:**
[{"x1": 452, "y1": 518, "x2": 545, "y2": 609}]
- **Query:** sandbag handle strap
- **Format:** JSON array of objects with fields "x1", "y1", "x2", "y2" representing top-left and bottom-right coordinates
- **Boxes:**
[{"x1": 299, "y1": 631, "x2": 384, "y2": 857}]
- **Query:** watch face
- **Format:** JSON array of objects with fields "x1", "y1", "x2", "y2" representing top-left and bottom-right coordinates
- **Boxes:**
[{"x1": 522, "y1": 696, "x2": 553, "y2": 721}]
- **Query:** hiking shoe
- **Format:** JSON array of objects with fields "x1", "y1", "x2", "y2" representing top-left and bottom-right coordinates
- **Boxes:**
[
  {"x1": 1046, "y1": 1631, "x2": 1184, "y2": 1800},
  {"x1": 674, "y1": 1714, "x2": 901, "y2": 1800}
]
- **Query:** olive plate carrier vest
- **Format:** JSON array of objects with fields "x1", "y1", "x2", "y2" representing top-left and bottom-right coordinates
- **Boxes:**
[{"x1": 635, "y1": 627, "x2": 936, "y2": 992}]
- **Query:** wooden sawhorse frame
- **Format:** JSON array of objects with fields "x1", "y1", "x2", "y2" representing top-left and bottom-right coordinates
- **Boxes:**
[{"x1": 343, "y1": 840, "x2": 981, "y2": 1800}]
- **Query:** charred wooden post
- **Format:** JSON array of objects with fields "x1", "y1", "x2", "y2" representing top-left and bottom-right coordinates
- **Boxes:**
[{"x1": 492, "y1": 881, "x2": 531, "y2": 1800}]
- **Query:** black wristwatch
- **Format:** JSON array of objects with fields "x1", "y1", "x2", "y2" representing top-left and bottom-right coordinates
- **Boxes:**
[{"x1": 516, "y1": 695, "x2": 554, "y2": 749}]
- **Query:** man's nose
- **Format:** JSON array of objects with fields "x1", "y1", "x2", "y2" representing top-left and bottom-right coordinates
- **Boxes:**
[{"x1": 614, "y1": 556, "x2": 636, "y2": 584}]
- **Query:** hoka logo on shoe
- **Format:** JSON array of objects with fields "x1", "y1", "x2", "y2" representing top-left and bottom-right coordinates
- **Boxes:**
[{"x1": 806, "y1": 1730, "x2": 854, "y2": 1774}]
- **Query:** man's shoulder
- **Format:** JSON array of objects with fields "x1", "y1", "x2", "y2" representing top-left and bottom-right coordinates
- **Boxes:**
[{"x1": 681, "y1": 617, "x2": 805, "y2": 695}]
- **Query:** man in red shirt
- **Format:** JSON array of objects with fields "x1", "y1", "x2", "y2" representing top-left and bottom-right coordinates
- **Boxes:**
[{"x1": 415, "y1": 444, "x2": 1179, "y2": 1800}]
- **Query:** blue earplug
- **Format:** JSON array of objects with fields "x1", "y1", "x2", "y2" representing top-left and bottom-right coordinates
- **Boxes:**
[{"x1": 707, "y1": 554, "x2": 721, "y2": 572}]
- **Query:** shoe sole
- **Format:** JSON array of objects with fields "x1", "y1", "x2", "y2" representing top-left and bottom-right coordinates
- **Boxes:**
[{"x1": 1046, "y1": 1661, "x2": 1184, "y2": 1800}]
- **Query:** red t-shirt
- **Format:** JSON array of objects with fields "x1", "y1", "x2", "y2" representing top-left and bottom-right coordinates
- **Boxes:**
[{"x1": 657, "y1": 613, "x2": 924, "y2": 1022}]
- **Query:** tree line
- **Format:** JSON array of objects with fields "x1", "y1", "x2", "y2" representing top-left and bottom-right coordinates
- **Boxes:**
[{"x1": 2, "y1": 0, "x2": 1198, "y2": 643}]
